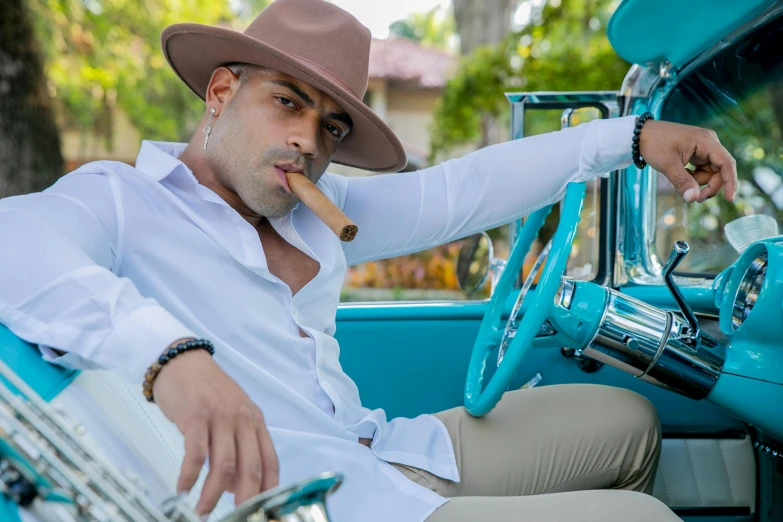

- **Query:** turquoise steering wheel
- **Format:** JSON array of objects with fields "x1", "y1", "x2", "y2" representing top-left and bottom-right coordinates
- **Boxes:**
[{"x1": 464, "y1": 182, "x2": 586, "y2": 417}]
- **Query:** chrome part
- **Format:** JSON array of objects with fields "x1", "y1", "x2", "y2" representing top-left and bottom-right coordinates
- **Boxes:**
[
  {"x1": 587, "y1": 291, "x2": 671, "y2": 376},
  {"x1": 584, "y1": 289, "x2": 725, "y2": 399},
  {"x1": 455, "y1": 231, "x2": 507, "y2": 297},
  {"x1": 616, "y1": 3, "x2": 783, "y2": 287},
  {"x1": 731, "y1": 251, "x2": 768, "y2": 330},
  {"x1": 506, "y1": 91, "x2": 619, "y2": 288},
  {"x1": 520, "y1": 373, "x2": 543, "y2": 390},
  {"x1": 554, "y1": 278, "x2": 576, "y2": 309},
  {"x1": 488, "y1": 257, "x2": 507, "y2": 297},
  {"x1": 0, "y1": 359, "x2": 194, "y2": 522},
  {"x1": 662, "y1": 241, "x2": 701, "y2": 342},
  {"x1": 456, "y1": 232, "x2": 492, "y2": 294},
  {"x1": 498, "y1": 239, "x2": 553, "y2": 365},
  {"x1": 218, "y1": 472, "x2": 342, "y2": 522},
  {"x1": 619, "y1": 65, "x2": 663, "y2": 122},
  {"x1": 0, "y1": 359, "x2": 342, "y2": 521}
]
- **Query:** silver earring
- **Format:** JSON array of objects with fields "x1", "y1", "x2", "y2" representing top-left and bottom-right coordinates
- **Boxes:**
[{"x1": 203, "y1": 108, "x2": 216, "y2": 150}]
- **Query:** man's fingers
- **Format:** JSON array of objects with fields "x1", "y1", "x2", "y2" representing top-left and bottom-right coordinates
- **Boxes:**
[
  {"x1": 690, "y1": 169, "x2": 713, "y2": 186},
  {"x1": 698, "y1": 172, "x2": 724, "y2": 202},
  {"x1": 697, "y1": 139, "x2": 737, "y2": 202},
  {"x1": 665, "y1": 161, "x2": 701, "y2": 202},
  {"x1": 233, "y1": 411, "x2": 263, "y2": 505},
  {"x1": 257, "y1": 423, "x2": 280, "y2": 492},
  {"x1": 178, "y1": 421, "x2": 209, "y2": 494},
  {"x1": 197, "y1": 422, "x2": 237, "y2": 516}
]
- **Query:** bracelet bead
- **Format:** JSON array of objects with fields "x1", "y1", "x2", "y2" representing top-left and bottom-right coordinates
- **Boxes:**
[
  {"x1": 142, "y1": 339, "x2": 215, "y2": 403},
  {"x1": 632, "y1": 112, "x2": 654, "y2": 169}
]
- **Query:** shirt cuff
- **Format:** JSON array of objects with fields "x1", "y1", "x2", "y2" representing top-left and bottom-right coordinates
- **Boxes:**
[
  {"x1": 577, "y1": 115, "x2": 636, "y2": 181},
  {"x1": 77, "y1": 306, "x2": 196, "y2": 384}
]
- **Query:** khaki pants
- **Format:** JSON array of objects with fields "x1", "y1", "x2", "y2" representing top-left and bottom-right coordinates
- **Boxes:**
[{"x1": 393, "y1": 384, "x2": 682, "y2": 522}]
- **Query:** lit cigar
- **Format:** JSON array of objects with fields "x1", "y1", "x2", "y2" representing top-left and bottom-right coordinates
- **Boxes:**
[{"x1": 285, "y1": 171, "x2": 358, "y2": 242}]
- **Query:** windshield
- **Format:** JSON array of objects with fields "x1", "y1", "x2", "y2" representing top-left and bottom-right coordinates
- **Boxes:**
[{"x1": 658, "y1": 14, "x2": 783, "y2": 274}]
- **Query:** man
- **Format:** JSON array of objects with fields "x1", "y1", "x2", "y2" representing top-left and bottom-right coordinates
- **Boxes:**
[{"x1": 0, "y1": 0, "x2": 737, "y2": 521}]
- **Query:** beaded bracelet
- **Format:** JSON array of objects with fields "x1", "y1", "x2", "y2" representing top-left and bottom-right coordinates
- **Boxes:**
[
  {"x1": 632, "y1": 112, "x2": 654, "y2": 169},
  {"x1": 142, "y1": 339, "x2": 215, "y2": 403}
]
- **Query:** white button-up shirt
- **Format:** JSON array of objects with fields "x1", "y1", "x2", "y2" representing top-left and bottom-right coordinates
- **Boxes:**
[{"x1": 0, "y1": 115, "x2": 634, "y2": 522}]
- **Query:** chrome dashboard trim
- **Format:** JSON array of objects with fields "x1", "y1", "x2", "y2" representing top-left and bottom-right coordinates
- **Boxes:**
[{"x1": 585, "y1": 289, "x2": 725, "y2": 399}]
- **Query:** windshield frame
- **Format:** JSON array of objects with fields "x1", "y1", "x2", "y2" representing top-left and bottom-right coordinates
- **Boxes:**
[{"x1": 614, "y1": 3, "x2": 783, "y2": 288}]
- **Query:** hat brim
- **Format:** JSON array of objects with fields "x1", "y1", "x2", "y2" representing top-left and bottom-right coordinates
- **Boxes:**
[{"x1": 161, "y1": 23, "x2": 407, "y2": 173}]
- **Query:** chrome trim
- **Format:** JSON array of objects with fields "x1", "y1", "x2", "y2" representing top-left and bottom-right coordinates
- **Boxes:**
[
  {"x1": 662, "y1": 241, "x2": 701, "y2": 340},
  {"x1": 219, "y1": 472, "x2": 342, "y2": 522},
  {"x1": 587, "y1": 290, "x2": 670, "y2": 376},
  {"x1": 498, "y1": 238, "x2": 553, "y2": 365},
  {"x1": 619, "y1": 65, "x2": 663, "y2": 113},
  {"x1": 584, "y1": 289, "x2": 725, "y2": 399},
  {"x1": 506, "y1": 92, "x2": 620, "y2": 288},
  {"x1": 638, "y1": 311, "x2": 673, "y2": 378},
  {"x1": 731, "y1": 251, "x2": 768, "y2": 330},
  {"x1": 555, "y1": 278, "x2": 576, "y2": 309},
  {"x1": 616, "y1": 3, "x2": 783, "y2": 286}
]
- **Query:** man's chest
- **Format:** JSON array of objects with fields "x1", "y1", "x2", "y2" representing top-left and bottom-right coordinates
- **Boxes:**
[{"x1": 256, "y1": 219, "x2": 320, "y2": 298}]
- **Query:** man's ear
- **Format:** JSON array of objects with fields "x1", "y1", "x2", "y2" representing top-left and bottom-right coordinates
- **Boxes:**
[{"x1": 204, "y1": 66, "x2": 240, "y2": 115}]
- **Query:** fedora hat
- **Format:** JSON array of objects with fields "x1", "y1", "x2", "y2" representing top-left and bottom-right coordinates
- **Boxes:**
[{"x1": 161, "y1": 0, "x2": 407, "y2": 172}]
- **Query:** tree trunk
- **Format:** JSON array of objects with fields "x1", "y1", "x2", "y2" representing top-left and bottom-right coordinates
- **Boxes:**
[
  {"x1": 0, "y1": 0, "x2": 64, "y2": 198},
  {"x1": 452, "y1": 0, "x2": 519, "y2": 55},
  {"x1": 452, "y1": 0, "x2": 518, "y2": 147}
]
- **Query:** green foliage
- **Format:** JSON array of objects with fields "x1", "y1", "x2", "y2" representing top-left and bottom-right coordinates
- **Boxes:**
[
  {"x1": 431, "y1": 0, "x2": 631, "y2": 158},
  {"x1": 28, "y1": 0, "x2": 270, "y2": 146},
  {"x1": 388, "y1": 5, "x2": 456, "y2": 51}
]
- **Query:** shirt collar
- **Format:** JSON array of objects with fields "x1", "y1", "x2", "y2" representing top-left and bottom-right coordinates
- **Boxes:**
[{"x1": 134, "y1": 140, "x2": 189, "y2": 182}]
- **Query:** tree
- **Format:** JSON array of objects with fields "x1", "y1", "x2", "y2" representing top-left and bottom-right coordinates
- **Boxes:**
[
  {"x1": 388, "y1": 5, "x2": 456, "y2": 51},
  {"x1": 452, "y1": 0, "x2": 519, "y2": 147},
  {"x1": 452, "y1": 0, "x2": 519, "y2": 55},
  {"x1": 431, "y1": 0, "x2": 629, "y2": 159},
  {"x1": 26, "y1": 0, "x2": 270, "y2": 153},
  {"x1": 0, "y1": 0, "x2": 64, "y2": 197}
]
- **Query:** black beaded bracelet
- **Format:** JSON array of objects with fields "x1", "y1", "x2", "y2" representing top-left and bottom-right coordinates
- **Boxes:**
[
  {"x1": 632, "y1": 112, "x2": 654, "y2": 169},
  {"x1": 143, "y1": 339, "x2": 215, "y2": 402}
]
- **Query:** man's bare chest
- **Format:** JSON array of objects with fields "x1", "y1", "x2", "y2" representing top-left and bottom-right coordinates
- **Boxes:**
[{"x1": 256, "y1": 220, "x2": 320, "y2": 298}]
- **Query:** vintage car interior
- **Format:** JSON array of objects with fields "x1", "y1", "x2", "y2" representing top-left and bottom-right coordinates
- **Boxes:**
[{"x1": 1, "y1": 0, "x2": 783, "y2": 521}]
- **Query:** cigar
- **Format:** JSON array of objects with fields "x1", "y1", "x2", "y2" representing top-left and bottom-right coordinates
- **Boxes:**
[{"x1": 285, "y1": 172, "x2": 358, "y2": 242}]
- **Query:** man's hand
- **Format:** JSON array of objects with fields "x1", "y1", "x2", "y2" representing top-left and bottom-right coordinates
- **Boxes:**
[
  {"x1": 152, "y1": 345, "x2": 279, "y2": 517},
  {"x1": 639, "y1": 120, "x2": 738, "y2": 203}
]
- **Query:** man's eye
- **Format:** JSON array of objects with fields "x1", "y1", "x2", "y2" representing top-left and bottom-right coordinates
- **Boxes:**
[
  {"x1": 324, "y1": 123, "x2": 341, "y2": 138},
  {"x1": 277, "y1": 97, "x2": 295, "y2": 108}
]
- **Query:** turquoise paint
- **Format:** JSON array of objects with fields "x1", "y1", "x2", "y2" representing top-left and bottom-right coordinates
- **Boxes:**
[
  {"x1": 719, "y1": 241, "x2": 783, "y2": 385},
  {"x1": 335, "y1": 314, "x2": 744, "y2": 429},
  {"x1": 556, "y1": 282, "x2": 609, "y2": 348},
  {"x1": 620, "y1": 285, "x2": 719, "y2": 316},
  {"x1": 607, "y1": 0, "x2": 776, "y2": 68},
  {"x1": 465, "y1": 183, "x2": 586, "y2": 417},
  {"x1": 0, "y1": 325, "x2": 78, "y2": 402},
  {"x1": 708, "y1": 373, "x2": 783, "y2": 441},
  {"x1": 712, "y1": 266, "x2": 734, "y2": 309},
  {"x1": 0, "y1": 496, "x2": 22, "y2": 522}
]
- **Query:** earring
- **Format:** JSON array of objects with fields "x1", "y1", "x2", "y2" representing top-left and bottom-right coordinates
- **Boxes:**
[{"x1": 203, "y1": 108, "x2": 216, "y2": 150}]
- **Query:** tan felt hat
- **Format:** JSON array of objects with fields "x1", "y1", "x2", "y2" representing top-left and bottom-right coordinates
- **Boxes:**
[{"x1": 161, "y1": 0, "x2": 407, "y2": 172}]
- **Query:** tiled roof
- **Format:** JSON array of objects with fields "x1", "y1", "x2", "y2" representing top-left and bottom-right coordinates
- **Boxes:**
[{"x1": 369, "y1": 38, "x2": 456, "y2": 88}]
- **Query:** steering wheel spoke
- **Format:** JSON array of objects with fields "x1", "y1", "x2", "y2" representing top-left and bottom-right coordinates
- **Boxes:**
[{"x1": 464, "y1": 183, "x2": 587, "y2": 417}]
